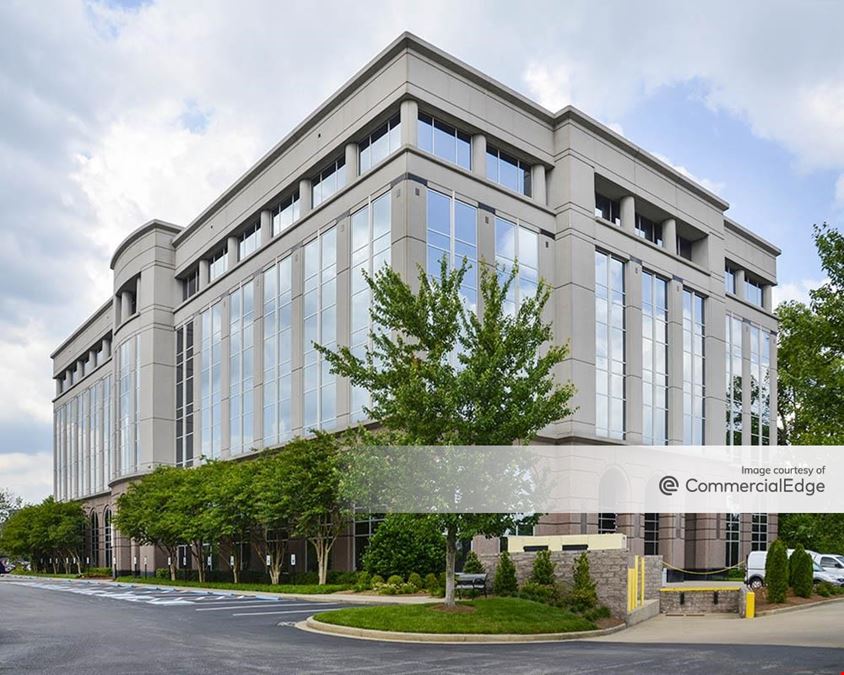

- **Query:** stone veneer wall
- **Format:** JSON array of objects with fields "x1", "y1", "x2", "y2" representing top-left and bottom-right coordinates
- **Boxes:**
[
  {"x1": 477, "y1": 550, "x2": 663, "y2": 618},
  {"x1": 659, "y1": 589, "x2": 740, "y2": 614}
]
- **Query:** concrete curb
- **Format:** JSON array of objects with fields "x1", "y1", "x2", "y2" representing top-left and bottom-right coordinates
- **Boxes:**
[
  {"x1": 298, "y1": 615, "x2": 628, "y2": 644},
  {"x1": 754, "y1": 595, "x2": 844, "y2": 617},
  {"x1": 3, "y1": 574, "x2": 428, "y2": 605}
]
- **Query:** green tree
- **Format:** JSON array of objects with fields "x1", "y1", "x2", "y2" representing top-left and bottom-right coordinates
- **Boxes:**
[
  {"x1": 361, "y1": 513, "x2": 445, "y2": 578},
  {"x1": 493, "y1": 551, "x2": 518, "y2": 596},
  {"x1": 318, "y1": 259, "x2": 574, "y2": 606},
  {"x1": 777, "y1": 223, "x2": 844, "y2": 445},
  {"x1": 114, "y1": 466, "x2": 189, "y2": 581},
  {"x1": 789, "y1": 545, "x2": 814, "y2": 598},
  {"x1": 202, "y1": 460, "x2": 256, "y2": 584},
  {"x1": 780, "y1": 513, "x2": 844, "y2": 554},
  {"x1": 765, "y1": 539, "x2": 789, "y2": 604},
  {"x1": 461, "y1": 550, "x2": 484, "y2": 574},
  {"x1": 0, "y1": 488, "x2": 25, "y2": 558},
  {"x1": 174, "y1": 465, "x2": 218, "y2": 584},
  {"x1": 277, "y1": 434, "x2": 351, "y2": 585},
  {"x1": 569, "y1": 553, "x2": 598, "y2": 612},
  {"x1": 250, "y1": 452, "x2": 292, "y2": 584},
  {"x1": 529, "y1": 549, "x2": 556, "y2": 586}
]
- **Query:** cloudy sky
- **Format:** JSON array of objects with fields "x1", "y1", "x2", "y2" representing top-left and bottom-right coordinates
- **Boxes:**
[{"x1": 1, "y1": 0, "x2": 842, "y2": 502}]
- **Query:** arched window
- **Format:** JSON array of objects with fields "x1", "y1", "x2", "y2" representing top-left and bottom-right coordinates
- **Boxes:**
[
  {"x1": 90, "y1": 512, "x2": 100, "y2": 567},
  {"x1": 104, "y1": 508, "x2": 113, "y2": 569}
]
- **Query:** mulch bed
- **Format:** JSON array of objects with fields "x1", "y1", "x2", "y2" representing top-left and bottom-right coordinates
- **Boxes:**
[{"x1": 753, "y1": 589, "x2": 839, "y2": 611}]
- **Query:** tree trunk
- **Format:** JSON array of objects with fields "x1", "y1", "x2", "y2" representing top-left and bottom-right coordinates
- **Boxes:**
[
  {"x1": 167, "y1": 546, "x2": 178, "y2": 581},
  {"x1": 232, "y1": 547, "x2": 241, "y2": 585},
  {"x1": 444, "y1": 525, "x2": 457, "y2": 608}
]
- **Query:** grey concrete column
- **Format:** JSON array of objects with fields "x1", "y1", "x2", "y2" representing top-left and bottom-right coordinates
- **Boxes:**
[
  {"x1": 299, "y1": 178, "x2": 313, "y2": 217},
  {"x1": 220, "y1": 293, "x2": 231, "y2": 457},
  {"x1": 199, "y1": 259, "x2": 210, "y2": 288},
  {"x1": 667, "y1": 279, "x2": 684, "y2": 444},
  {"x1": 762, "y1": 284, "x2": 773, "y2": 312},
  {"x1": 662, "y1": 218, "x2": 677, "y2": 254},
  {"x1": 735, "y1": 269, "x2": 746, "y2": 302},
  {"x1": 260, "y1": 209, "x2": 272, "y2": 246},
  {"x1": 625, "y1": 260, "x2": 643, "y2": 443},
  {"x1": 102, "y1": 338, "x2": 111, "y2": 359},
  {"x1": 531, "y1": 164, "x2": 546, "y2": 206},
  {"x1": 335, "y1": 215, "x2": 351, "y2": 428},
  {"x1": 89, "y1": 348, "x2": 98, "y2": 371},
  {"x1": 400, "y1": 99, "x2": 418, "y2": 147},
  {"x1": 345, "y1": 142, "x2": 358, "y2": 184},
  {"x1": 471, "y1": 133, "x2": 486, "y2": 177},
  {"x1": 55, "y1": 378, "x2": 62, "y2": 396},
  {"x1": 120, "y1": 290, "x2": 133, "y2": 320},
  {"x1": 227, "y1": 235, "x2": 239, "y2": 270},
  {"x1": 620, "y1": 195, "x2": 635, "y2": 233},
  {"x1": 113, "y1": 295, "x2": 121, "y2": 328},
  {"x1": 290, "y1": 248, "x2": 304, "y2": 435}
]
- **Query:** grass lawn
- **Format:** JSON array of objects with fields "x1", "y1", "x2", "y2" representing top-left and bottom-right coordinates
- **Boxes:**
[
  {"x1": 114, "y1": 576, "x2": 351, "y2": 595},
  {"x1": 314, "y1": 597, "x2": 596, "y2": 634},
  {"x1": 8, "y1": 572, "x2": 79, "y2": 579}
]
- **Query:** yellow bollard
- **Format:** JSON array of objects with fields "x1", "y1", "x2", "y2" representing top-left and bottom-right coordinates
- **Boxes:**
[{"x1": 745, "y1": 590, "x2": 755, "y2": 619}]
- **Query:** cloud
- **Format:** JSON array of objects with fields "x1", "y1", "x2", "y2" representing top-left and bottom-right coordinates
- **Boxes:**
[
  {"x1": 652, "y1": 153, "x2": 726, "y2": 198},
  {"x1": 0, "y1": 453, "x2": 53, "y2": 504},
  {"x1": 772, "y1": 278, "x2": 827, "y2": 307}
]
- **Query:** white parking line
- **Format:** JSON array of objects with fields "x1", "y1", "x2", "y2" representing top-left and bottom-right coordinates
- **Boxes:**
[
  {"x1": 231, "y1": 606, "x2": 344, "y2": 616},
  {"x1": 194, "y1": 602, "x2": 285, "y2": 611}
]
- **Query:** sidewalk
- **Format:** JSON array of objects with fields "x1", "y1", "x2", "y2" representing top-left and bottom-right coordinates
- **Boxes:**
[
  {"x1": 4, "y1": 575, "x2": 433, "y2": 605},
  {"x1": 586, "y1": 599, "x2": 844, "y2": 648}
]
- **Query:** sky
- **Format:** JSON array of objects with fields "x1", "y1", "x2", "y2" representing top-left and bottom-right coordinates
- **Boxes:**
[{"x1": 0, "y1": 0, "x2": 842, "y2": 502}]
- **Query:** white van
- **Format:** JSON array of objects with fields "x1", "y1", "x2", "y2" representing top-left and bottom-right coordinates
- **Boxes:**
[{"x1": 746, "y1": 549, "x2": 842, "y2": 589}]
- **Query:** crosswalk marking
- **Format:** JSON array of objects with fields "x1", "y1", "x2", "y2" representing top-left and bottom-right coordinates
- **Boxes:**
[{"x1": 231, "y1": 606, "x2": 344, "y2": 616}]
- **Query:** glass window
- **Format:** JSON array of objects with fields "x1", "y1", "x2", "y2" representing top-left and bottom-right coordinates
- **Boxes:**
[
  {"x1": 595, "y1": 251, "x2": 625, "y2": 439},
  {"x1": 200, "y1": 301, "x2": 223, "y2": 458},
  {"x1": 725, "y1": 266, "x2": 736, "y2": 294},
  {"x1": 598, "y1": 513, "x2": 617, "y2": 534},
  {"x1": 350, "y1": 193, "x2": 391, "y2": 421},
  {"x1": 239, "y1": 223, "x2": 260, "y2": 260},
  {"x1": 263, "y1": 256, "x2": 293, "y2": 445},
  {"x1": 751, "y1": 513, "x2": 768, "y2": 551},
  {"x1": 725, "y1": 513, "x2": 740, "y2": 566},
  {"x1": 183, "y1": 268, "x2": 199, "y2": 301},
  {"x1": 175, "y1": 322, "x2": 195, "y2": 467},
  {"x1": 635, "y1": 214, "x2": 663, "y2": 246},
  {"x1": 683, "y1": 289, "x2": 705, "y2": 444},
  {"x1": 486, "y1": 146, "x2": 531, "y2": 196},
  {"x1": 359, "y1": 114, "x2": 401, "y2": 173},
  {"x1": 677, "y1": 236, "x2": 693, "y2": 261},
  {"x1": 312, "y1": 157, "x2": 346, "y2": 208},
  {"x1": 303, "y1": 228, "x2": 337, "y2": 431},
  {"x1": 229, "y1": 281, "x2": 254, "y2": 454},
  {"x1": 642, "y1": 272, "x2": 668, "y2": 445},
  {"x1": 595, "y1": 193, "x2": 621, "y2": 225},
  {"x1": 725, "y1": 314, "x2": 743, "y2": 445},
  {"x1": 644, "y1": 513, "x2": 659, "y2": 555},
  {"x1": 117, "y1": 335, "x2": 140, "y2": 476},
  {"x1": 417, "y1": 113, "x2": 471, "y2": 170},
  {"x1": 354, "y1": 512, "x2": 385, "y2": 570},
  {"x1": 209, "y1": 249, "x2": 227, "y2": 281},
  {"x1": 749, "y1": 324, "x2": 771, "y2": 446},
  {"x1": 494, "y1": 216, "x2": 539, "y2": 316},
  {"x1": 746, "y1": 279, "x2": 763, "y2": 307},
  {"x1": 426, "y1": 188, "x2": 477, "y2": 311},
  {"x1": 272, "y1": 192, "x2": 300, "y2": 236}
]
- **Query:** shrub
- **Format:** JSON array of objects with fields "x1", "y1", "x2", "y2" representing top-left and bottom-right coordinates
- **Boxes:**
[
  {"x1": 791, "y1": 547, "x2": 814, "y2": 598},
  {"x1": 493, "y1": 551, "x2": 518, "y2": 596},
  {"x1": 387, "y1": 574, "x2": 404, "y2": 586},
  {"x1": 154, "y1": 568, "x2": 169, "y2": 579},
  {"x1": 424, "y1": 573, "x2": 439, "y2": 591},
  {"x1": 582, "y1": 605, "x2": 611, "y2": 622},
  {"x1": 462, "y1": 551, "x2": 484, "y2": 574},
  {"x1": 518, "y1": 581, "x2": 557, "y2": 605},
  {"x1": 569, "y1": 553, "x2": 598, "y2": 612},
  {"x1": 817, "y1": 582, "x2": 832, "y2": 597},
  {"x1": 407, "y1": 572, "x2": 423, "y2": 590},
  {"x1": 353, "y1": 571, "x2": 371, "y2": 592},
  {"x1": 400, "y1": 582, "x2": 416, "y2": 594},
  {"x1": 438, "y1": 571, "x2": 447, "y2": 589},
  {"x1": 765, "y1": 539, "x2": 789, "y2": 604},
  {"x1": 529, "y1": 550, "x2": 556, "y2": 585},
  {"x1": 361, "y1": 514, "x2": 445, "y2": 578},
  {"x1": 83, "y1": 567, "x2": 112, "y2": 578},
  {"x1": 370, "y1": 574, "x2": 384, "y2": 586}
]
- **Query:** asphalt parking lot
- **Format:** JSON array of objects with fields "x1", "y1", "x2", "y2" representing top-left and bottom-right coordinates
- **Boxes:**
[{"x1": 1, "y1": 577, "x2": 841, "y2": 674}]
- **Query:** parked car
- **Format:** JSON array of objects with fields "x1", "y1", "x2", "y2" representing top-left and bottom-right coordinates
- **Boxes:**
[
  {"x1": 745, "y1": 548, "x2": 833, "y2": 589},
  {"x1": 811, "y1": 553, "x2": 844, "y2": 574}
]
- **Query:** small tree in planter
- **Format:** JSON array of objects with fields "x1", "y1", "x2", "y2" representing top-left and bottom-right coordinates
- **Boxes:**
[
  {"x1": 791, "y1": 546, "x2": 814, "y2": 598},
  {"x1": 569, "y1": 553, "x2": 598, "y2": 612},
  {"x1": 462, "y1": 550, "x2": 484, "y2": 574},
  {"x1": 493, "y1": 551, "x2": 518, "y2": 596},
  {"x1": 529, "y1": 550, "x2": 555, "y2": 585},
  {"x1": 765, "y1": 539, "x2": 789, "y2": 604}
]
